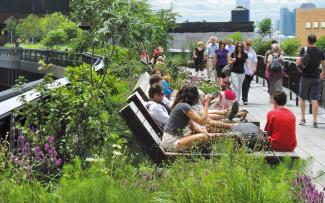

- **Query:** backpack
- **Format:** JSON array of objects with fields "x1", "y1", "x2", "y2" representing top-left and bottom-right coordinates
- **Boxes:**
[
  {"x1": 298, "y1": 47, "x2": 311, "y2": 72},
  {"x1": 270, "y1": 54, "x2": 283, "y2": 72}
]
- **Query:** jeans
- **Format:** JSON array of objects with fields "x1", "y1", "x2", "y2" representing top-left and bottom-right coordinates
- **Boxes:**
[
  {"x1": 242, "y1": 74, "x2": 254, "y2": 102},
  {"x1": 231, "y1": 73, "x2": 245, "y2": 102}
]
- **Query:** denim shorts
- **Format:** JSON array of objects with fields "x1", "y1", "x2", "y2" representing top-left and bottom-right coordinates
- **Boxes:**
[{"x1": 299, "y1": 77, "x2": 320, "y2": 101}]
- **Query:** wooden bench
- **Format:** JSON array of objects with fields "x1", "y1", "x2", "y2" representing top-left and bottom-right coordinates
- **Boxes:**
[
  {"x1": 120, "y1": 101, "x2": 299, "y2": 165},
  {"x1": 132, "y1": 72, "x2": 150, "y2": 101}
]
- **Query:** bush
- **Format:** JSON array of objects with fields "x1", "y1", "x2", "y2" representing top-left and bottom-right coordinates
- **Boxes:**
[
  {"x1": 252, "y1": 37, "x2": 272, "y2": 56},
  {"x1": 225, "y1": 32, "x2": 243, "y2": 44},
  {"x1": 41, "y1": 29, "x2": 67, "y2": 48},
  {"x1": 316, "y1": 36, "x2": 325, "y2": 51},
  {"x1": 281, "y1": 38, "x2": 301, "y2": 56}
]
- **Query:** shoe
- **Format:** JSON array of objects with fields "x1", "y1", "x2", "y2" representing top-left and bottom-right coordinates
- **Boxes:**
[
  {"x1": 228, "y1": 101, "x2": 239, "y2": 121},
  {"x1": 243, "y1": 101, "x2": 248, "y2": 105},
  {"x1": 299, "y1": 119, "x2": 306, "y2": 126},
  {"x1": 313, "y1": 122, "x2": 318, "y2": 128}
]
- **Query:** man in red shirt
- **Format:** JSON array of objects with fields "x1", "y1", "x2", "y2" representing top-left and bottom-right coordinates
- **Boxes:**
[{"x1": 264, "y1": 91, "x2": 297, "y2": 151}]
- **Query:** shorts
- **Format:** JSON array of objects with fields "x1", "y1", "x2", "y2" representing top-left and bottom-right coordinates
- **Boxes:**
[
  {"x1": 216, "y1": 65, "x2": 226, "y2": 78},
  {"x1": 161, "y1": 132, "x2": 179, "y2": 151},
  {"x1": 299, "y1": 77, "x2": 320, "y2": 100}
]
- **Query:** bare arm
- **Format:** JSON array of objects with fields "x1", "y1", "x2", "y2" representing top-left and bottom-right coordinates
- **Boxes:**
[
  {"x1": 189, "y1": 121, "x2": 207, "y2": 134},
  {"x1": 320, "y1": 60, "x2": 325, "y2": 80},
  {"x1": 246, "y1": 58, "x2": 251, "y2": 75},
  {"x1": 186, "y1": 96, "x2": 209, "y2": 125}
]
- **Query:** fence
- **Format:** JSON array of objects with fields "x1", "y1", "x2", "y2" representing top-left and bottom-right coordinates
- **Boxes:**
[{"x1": 255, "y1": 55, "x2": 325, "y2": 111}]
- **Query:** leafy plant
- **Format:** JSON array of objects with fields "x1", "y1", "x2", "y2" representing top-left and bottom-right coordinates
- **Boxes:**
[
  {"x1": 316, "y1": 36, "x2": 325, "y2": 51},
  {"x1": 225, "y1": 32, "x2": 243, "y2": 44},
  {"x1": 257, "y1": 18, "x2": 272, "y2": 39},
  {"x1": 16, "y1": 14, "x2": 41, "y2": 43},
  {"x1": 252, "y1": 37, "x2": 272, "y2": 55},
  {"x1": 3, "y1": 16, "x2": 17, "y2": 44},
  {"x1": 41, "y1": 29, "x2": 67, "y2": 49},
  {"x1": 281, "y1": 37, "x2": 301, "y2": 56}
]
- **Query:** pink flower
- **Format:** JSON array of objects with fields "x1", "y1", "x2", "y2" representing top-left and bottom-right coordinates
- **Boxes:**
[{"x1": 55, "y1": 159, "x2": 62, "y2": 166}]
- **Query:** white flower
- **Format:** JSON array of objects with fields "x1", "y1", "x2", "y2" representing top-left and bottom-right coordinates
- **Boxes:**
[
  {"x1": 112, "y1": 144, "x2": 122, "y2": 150},
  {"x1": 113, "y1": 150, "x2": 122, "y2": 157}
]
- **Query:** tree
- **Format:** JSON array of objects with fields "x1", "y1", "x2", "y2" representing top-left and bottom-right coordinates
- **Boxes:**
[
  {"x1": 3, "y1": 16, "x2": 17, "y2": 44},
  {"x1": 252, "y1": 37, "x2": 272, "y2": 55},
  {"x1": 281, "y1": 37, "x2": 301, "y2": 56},
  {"x1": 316, "y1": 36, "x2": 325, "y2": 51},
  {"x1": 41, "y1": 29, "x2": 67, "y2": 49},
  {"x1": 257, "y1": 18, "x2": 272, "y2": 39},
  {"x1": 225, "y1": 32, "x2": 243, "y2": 44},
  {"x1": 39, "y1": 12, "x2": 69, "y2": 38},
  {"x1": 16, "y1": 14, "x2": 41, "y2": 43}
]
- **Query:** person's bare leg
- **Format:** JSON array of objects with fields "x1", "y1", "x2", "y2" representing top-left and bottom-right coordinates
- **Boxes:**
[
  {"x1": 311, "y1": 100, "x2": 318, "y2": 123},
  {"x1": 208, "y1": 114, "x2": 223, "y2": 120},
  {"x1": 176, "y1": 133, "x2": 221, "y2": 150},
  {"x1": 208, "y1": 109, "x2": 228, "y2": 115},
  {"x1": 300, "y1": 99, "x2": 306, "y2": 121}
]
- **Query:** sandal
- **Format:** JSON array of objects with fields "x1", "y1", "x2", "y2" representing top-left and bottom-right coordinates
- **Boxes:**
[{"x1": 299, "y1": 119, "x2": 306, "y2": 126}]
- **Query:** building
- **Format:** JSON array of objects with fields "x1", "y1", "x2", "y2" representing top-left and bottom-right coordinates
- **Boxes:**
[
  {"x1": 231, "y1": 6, "x2": 250, "y2": 22},
  {"x1": 280, "y1": 8, "x2": 295, "y2": 36},
  {"x1": 300, "y1": 3, "x2": 316, "y2": 9},
  {"x1": 236, "y1": 0, "x2": 250, "y2": 10},
  {"x1": 296, "y1": 8, "x2": 325, "y2": 46},
  {"x1": 168, "y1": 21, "x2": 256, "y2": 50}
]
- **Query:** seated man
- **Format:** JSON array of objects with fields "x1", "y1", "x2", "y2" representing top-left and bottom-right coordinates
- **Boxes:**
[
  {"x1": 146, "y1": 85, "x2": 169, "y2": 128},
  {"x1": 149, "y1": 74, "x2": 171, "y2": 109},
  {"x1": 264, "y1": 91, "x2": 297, "y2": 151}
]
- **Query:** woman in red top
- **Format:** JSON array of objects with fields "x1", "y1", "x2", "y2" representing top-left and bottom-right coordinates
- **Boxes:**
[{"x1": 264, "y1": 91, "x2": 297, "y2": 151}]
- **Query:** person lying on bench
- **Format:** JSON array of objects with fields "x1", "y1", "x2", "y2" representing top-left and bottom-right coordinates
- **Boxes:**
[
  {"x1": 264, "y1": 91, "x2": 297, "y2": 152},
  {"x1": 161, "y1": 84, "x2": 239, "y2": 151},
  {"x1": 146, "y1": 85, "x2": 170, "y2": 128}
]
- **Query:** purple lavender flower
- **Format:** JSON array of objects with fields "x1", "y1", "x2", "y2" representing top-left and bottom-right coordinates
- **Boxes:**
[
  {"x1": 44, "y1": 143, "x2": 49, "y2": 151},
  {"x1": 55, "y1": 159, "x2": 62, "y2": 166},
  {"x1": 48, "y1": 136, "x2": 55, "y2": 143}
]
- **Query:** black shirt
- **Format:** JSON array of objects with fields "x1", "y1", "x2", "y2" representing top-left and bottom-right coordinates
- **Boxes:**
[
  {"x1": 194, "y1": 48, "x2": 205, "y2": 64},
  {"x1": 231, "y1": 52, "x2": 248, "y2": 74},
  {"x1": 299, "y1": 47, "x2": 325, "y2": 78}
]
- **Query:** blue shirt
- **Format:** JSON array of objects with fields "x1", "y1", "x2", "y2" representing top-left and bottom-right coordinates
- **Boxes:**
[
  {"x1": 162, "y1": 80, "x2": 172, "y2": 97},
  {"x1": 208, "y1": 43, "x2": 219, "y2": 58},
  {"x1": 225, "y1": 45, "x2": 235, "y2": 55}
]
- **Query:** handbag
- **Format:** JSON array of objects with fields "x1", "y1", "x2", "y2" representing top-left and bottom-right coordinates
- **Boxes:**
[{"x1": 297, "y1": 47, "x2": 311, "y2": 72}]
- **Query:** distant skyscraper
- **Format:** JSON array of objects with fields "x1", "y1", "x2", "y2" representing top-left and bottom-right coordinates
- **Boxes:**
[
  {"x1": 236, "y1": 0, "x2": 250, "y2": 10},
  {"x1": 280, "y1": 7, "x2": 295, "y2": 36},
  {"x1": 231, "y1": 6, "x2": 250, "y2": 22},
  {"x1": 300, "y1": 3, "x2": 316, "y2": 9}
]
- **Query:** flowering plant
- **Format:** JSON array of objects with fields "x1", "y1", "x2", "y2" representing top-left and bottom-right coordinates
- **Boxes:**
[{"x1": 293, "y1": 174, "x2": 324, "y2": 203}]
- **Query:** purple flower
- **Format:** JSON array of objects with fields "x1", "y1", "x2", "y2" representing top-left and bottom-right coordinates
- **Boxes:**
[
  {"x1": 55, "y1": 159, "x2": 62, "y2": 166},
  {"x1": 44, "y1": 143, "x2": 49, "y2": 151},
  {"x1": 48, "y1": 136, "x2": 55, "y2": 143}
]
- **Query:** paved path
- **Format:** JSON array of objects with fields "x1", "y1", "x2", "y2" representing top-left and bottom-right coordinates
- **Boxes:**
[{"x1": 188, "y1": 69, "x2": 325, "y2": 189}]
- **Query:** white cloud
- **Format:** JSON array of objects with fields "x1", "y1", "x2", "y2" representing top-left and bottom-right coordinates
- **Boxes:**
[{"x1": 148, "y1": 0, "x2": 325, "y2": 22}]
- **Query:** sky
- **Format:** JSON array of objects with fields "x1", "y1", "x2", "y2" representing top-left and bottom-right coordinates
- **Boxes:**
[{"x1": 147, "y1": 0, "x2": 325, "y2": 23}]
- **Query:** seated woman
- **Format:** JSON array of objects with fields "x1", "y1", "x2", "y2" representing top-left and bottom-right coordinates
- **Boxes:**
[{"x1": 161, "y1": 84, "x2": 237, "y2": 151}]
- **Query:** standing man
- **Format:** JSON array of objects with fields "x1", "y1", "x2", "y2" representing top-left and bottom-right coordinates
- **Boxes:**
[
  {"x1": 296, "y1": 34, "x2": 325, "y2": 128},
  {"x1": 225, "y1": 39, "x2": 235, "y2": 55},
  {"x1": 206, "y1": 36, "x2": 219, "y2": 82}
]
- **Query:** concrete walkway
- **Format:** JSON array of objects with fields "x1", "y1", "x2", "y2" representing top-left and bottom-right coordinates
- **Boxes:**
[{"x1": 187, "y1": 69, "x2": 325, "y2": 189}]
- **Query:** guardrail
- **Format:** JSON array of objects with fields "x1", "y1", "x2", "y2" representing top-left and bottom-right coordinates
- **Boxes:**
[
  {"x1": 255, "y1": 55, "x2": 325, "y2": 111},
  {"x1": 0, "y1": 48, "x2": 104, "y2": 145}
]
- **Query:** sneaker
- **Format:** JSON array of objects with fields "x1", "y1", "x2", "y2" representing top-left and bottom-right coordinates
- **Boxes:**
[
  {"x1": 299, "y1": 119, "x2": 306, "y2": 126},
  {"x1": 243, "y1": 101, "x2": 248, "y2": 105},
  {"x1": 228, "y1": 101, "x2": 239, "y2": 121},
  {"x1": 313, "y1": 122, "x2": 318, "y2": 128}
]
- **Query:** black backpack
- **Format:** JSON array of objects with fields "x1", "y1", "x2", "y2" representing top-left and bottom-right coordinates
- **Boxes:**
[{"x1": 298, "y1": 47, "x2": 311, "y2": 72}]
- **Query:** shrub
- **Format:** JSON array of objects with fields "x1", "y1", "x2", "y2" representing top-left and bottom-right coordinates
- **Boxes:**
[
  {"x1": 16, "y1": 14, "x2": 41, "y2": 43},
  {"x1": 316, "y1": 36, "x2": 325, "y2": 51},
  {"x1": 252, "y1": 37, "x2": 272, "y2": 56},
  {"x1": 281, "y1": 37, "x2": 301, "y2": 56},
  {"x1": 41, "y1": 29, "x2": 67, "y2": 49},
  {"x1": 225, "y1": 32, "x2": 243, "y2": 44}
]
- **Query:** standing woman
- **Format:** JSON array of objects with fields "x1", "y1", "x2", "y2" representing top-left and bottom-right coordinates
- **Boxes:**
[
  {"x1": 229, "y1": 42, "x2": 251, "y2": 103},
  {"x1": 215, "y1": 40, "x2": 230, "y2": 85},
  {"x1": 266, "y1": 43, "x2": 286, "y2": 103},
  {"x1": 242, "y1": 39, "x2": 258, "y2": 105},
  {"x1": 193, "y1": 41, "x2": 206, "y2": 76}
]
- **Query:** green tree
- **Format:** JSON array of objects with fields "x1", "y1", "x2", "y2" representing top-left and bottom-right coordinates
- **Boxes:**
[
  {"x1": 39, "y1": 12, "x2": 69, "y2": 38},
  {"x1": 3, "y1": 16, "x2": 17, "y2": 44},
  {"x1": 41, "y1": 29, "x2": 67, "y2": 49},
  {"x1": 316, "y1": 36, "x2": 325, "y2": 51},
  {"x1": 16, "y1": 14, "x2": 41, "y2": 43},
  {"x1": 281, "y1": 37, "x2": 301, "y2": 56},
  {"x1": 225, "y1": 32, "x2": 243, "y2": 44},
  {"x1": 252, "y1": 37, "x2": 272, "y2": 55},
  {"x1": 257, "y1": 18, "x2": 272, "y2": 39}
]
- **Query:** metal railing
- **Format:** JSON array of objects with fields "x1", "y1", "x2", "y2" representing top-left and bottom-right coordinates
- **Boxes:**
[{"x1": 255, "y1": 55, "x2": 325, "y2": 111}]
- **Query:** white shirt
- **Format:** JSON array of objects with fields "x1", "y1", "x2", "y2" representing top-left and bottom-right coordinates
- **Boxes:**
[
  {"x1": 225, "y1": 44, "x2": 236, "y2": 55},
  {"x1": 244, "y1": 48, "x2": 258, "y2": 75},
  {"x1": 146, "y1": 101, "x2": 169, "y2": 128}
]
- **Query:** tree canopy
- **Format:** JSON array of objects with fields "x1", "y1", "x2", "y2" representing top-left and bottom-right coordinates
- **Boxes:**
[{"x1": 257, "y1": 18, "x2": 272, "y2": 39}]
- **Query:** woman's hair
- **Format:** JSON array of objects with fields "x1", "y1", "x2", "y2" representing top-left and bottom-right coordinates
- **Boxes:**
[
  {"x1": 163, "y1": 75, "x2": 172, "y2": 82},
  {"x1": 272, "y1": 43, "x2": 281, "y2": 53},
  {"x1": 157, "y1": 56, "x2": 165, "y2": 62},
  {"x1": 171, "y1": 84, "x2": 199, "y2": 109},
  {"x1": 197, "y1": 41, "x2": 204, "y2": 47},
  {"x1": 234, "y1": 42, "x2": 244, "y2": 56},
  {"x1": 219, "y1": 40, "x2": 225, "y2": 48},
  {"x1": 245, "y1": 39, "x2": 253, "y2": 46}
]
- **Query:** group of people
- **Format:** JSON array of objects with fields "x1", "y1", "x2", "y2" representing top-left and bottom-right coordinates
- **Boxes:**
[{"x1": 193, "y1": 36, "x2": 257, "y2": 105}]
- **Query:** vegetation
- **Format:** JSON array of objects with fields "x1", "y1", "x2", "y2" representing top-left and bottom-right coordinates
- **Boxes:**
[
  {"x1": 316, "y1": 36, "x2": 325, "y2": 51},
  {"x1": 3, "y1": 16, "x2": 17, "y2": 44},
  {"x1": 257, "y1": 18, "x2": 272, "y2": 39},
  {"x1": 16, "y1": 14, "x2": 42, "y2": 44},
  {"x1": 281, "y1": 37, "x2": 301, "y2": 56},
  {"x1": 225, "y1": 32, "x2": 243, "y2": 44},
  {"x1": 253, "y1": 37, "x2": 272, "y2": 56}
]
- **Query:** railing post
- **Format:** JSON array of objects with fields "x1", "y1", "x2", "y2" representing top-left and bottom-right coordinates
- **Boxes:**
[{"x1": 296, "y1": 96, "x2": 299, "y2": 106}]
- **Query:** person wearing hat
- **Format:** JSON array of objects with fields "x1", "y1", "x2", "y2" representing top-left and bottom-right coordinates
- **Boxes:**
[{"x1": 219, "y1": 77, "x2": 237, "y2": 110}]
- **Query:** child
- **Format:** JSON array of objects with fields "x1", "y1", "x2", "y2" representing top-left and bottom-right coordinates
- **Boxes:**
[
  {"x1": 162, "y1": 75, "x2": 173, "y2": 99},
  {"x1": 219, "y1": 77, "x2": 237, "y2": 110},
  {"x1": 193, "y1": 41, "x2": 206, "y2": 76}
]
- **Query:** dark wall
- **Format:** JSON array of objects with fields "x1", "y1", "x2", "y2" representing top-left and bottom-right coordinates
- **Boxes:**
[
  {"x1": 0, "y1": 0, "x2": 69, "y2": 14},
  {"x1": 169, "y1": 21, "x2": 254, "y2": 33},
  {"x1": 231, "y1": 10, "x2": 250, "y2": 22}
]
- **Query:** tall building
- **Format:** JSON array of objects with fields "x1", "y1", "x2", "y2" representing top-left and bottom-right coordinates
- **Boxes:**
[
  {"x1": 300, "y1": 3, "x2": 316, "y2": 9},
  {"x1": 231, "y1": 6, "x2": 250, "y2": 22},
  {"x1": 236, "y1": 0, "x2": 250, "y2": 10},
  {"x1": 296, "y1": 8, "x2": 325, "y2": 46},
  {"x1": 280, "y1": 8, "x2": 295, "y2": 36}
]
